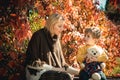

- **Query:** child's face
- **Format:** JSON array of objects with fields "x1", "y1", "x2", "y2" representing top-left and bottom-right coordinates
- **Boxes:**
[{"x1": 84, "y1": 33, "x2": 96, "y2": 45}]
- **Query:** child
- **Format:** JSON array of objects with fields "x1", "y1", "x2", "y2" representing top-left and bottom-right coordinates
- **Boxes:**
[{"x1": 76, "y1": 27, "x2": 108, "y2": 80}]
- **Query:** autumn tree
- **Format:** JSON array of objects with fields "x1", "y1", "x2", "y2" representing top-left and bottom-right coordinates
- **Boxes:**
[{"x1": 0, "y1": 0, "x2": 120, "y2": 79}]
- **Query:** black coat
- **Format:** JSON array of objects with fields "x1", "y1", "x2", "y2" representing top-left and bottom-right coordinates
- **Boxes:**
[{"x1": 25, "y1": 28, "x2": 66, "y2": 68}]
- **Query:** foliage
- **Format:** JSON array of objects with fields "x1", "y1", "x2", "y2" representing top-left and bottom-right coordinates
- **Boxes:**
[
  {"x1": 107, "y1": 57, "x2": 120, "y2": 76},
  {"x1": 29, "y1": 11, "x2": 45, "y2": 33},
  {"x1": 0, "y1": 24, "x2": 28, "y2": 80},
  {"x1": 0, "y1": 0, "x2": 32, "y2": 79},
  {"x1": 0, "y1": 0, "x2": 120, "y2": 79},
  {"x1": 112, "y1": 57, "x2": 120, "y2": 77},
  {"x1": 105, "y1": 0, "x2": 120, "y2": 25}
]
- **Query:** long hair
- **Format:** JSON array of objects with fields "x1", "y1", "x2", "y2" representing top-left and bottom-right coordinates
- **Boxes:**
[{"x1": 45, "y1": 13, "x2": 65, "y2": 35}]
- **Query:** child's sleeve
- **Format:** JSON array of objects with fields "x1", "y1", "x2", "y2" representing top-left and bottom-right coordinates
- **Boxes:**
[
  {"x1": 76, "y1": 46, "x2": 87, "y2": 63},
  {"x1": 98, "y1": 49, "x2": 109, "y2": 62}
]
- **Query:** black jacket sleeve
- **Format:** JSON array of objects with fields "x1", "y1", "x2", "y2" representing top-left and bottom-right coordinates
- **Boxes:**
[{"x1": 25, "y1": 31, "x2": 41, "y2": 65}]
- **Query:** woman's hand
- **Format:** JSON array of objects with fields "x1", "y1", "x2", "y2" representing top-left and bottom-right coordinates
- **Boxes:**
[{"x1": 71, "y1": 61, "x2": 80, "y2": 69}]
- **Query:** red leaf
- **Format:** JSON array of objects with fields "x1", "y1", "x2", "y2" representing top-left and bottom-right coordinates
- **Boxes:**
[
  {"x1": 7, "y1": 61, "x2": 16, "y2": 68},
  {"x1": 0, "y1": 68, "x2": 7, "y2": 76},
  {"x1": 9, "y1": 51, "x2": 18, "y2": 60},
  {"x1": 9, "y1": 74, "x2": 20, "y2": 80},
  {"x1": 0, "y1": 52, "x2": 3, "y2": 60}
]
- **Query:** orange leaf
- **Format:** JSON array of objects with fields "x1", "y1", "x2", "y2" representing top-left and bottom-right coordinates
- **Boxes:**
[{"x1": 10, "y1": 14, "x2": 17, "y2": 17}]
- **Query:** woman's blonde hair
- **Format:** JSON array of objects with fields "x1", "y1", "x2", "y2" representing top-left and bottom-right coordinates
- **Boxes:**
[{"x1": 45, "y1": 13, "x2": 65, "y2": 34}]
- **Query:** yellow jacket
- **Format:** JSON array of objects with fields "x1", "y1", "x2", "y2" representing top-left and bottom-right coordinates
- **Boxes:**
[{"x1": 76, "y1": 45, "x2": 108, "y2": 64}]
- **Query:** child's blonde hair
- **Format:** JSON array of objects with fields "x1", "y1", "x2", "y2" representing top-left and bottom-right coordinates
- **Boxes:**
[{"x1": 85, "y1": 27, "x2": 101, "y2": 39}]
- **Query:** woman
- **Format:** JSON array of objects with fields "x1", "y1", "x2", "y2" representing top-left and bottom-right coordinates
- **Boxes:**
[{"x1": 25, "y1": 13, "x2": 78, "y2": 80}]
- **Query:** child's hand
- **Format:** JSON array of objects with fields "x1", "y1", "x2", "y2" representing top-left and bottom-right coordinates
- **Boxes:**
[{"x1": 86, "y1": 56, "x2": 97, "y2": 63}]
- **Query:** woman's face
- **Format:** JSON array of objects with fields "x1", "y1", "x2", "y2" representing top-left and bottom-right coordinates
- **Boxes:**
[
  {"x1": 53, "y1": 22, "x2": 64, "y2": 36},
  {"x1": 84, "y1": 33, "x2": 96, "y2": 45}
]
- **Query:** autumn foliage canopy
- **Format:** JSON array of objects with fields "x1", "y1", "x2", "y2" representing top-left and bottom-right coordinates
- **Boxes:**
[{"x1": 0, "y1": 0, "x2": 120, "y2": 79}]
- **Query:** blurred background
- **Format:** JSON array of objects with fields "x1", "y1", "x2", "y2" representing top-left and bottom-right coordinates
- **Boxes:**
[{"x1": 0, "y1": 0, "x2": 120, "y2": 80}]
